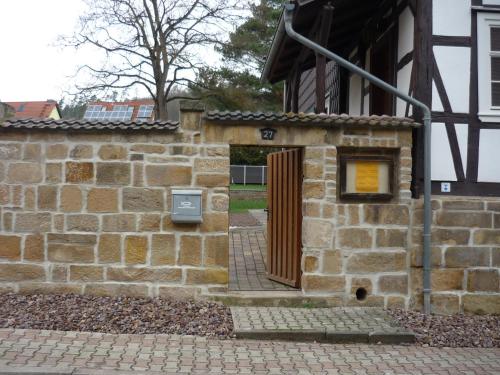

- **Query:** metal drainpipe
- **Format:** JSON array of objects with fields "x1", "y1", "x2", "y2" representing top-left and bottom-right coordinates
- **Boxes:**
[{"x1": 283, "y1": 3, "x2": 432, "y2": 314}]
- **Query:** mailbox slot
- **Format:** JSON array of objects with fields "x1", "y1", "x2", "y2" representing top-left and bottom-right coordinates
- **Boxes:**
[{"x1": 171, "y1": 189, "x2": 203, "y2": 223}]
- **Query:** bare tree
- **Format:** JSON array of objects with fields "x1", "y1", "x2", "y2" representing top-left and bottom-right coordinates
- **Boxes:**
[{"x1": 63, "y1": 0, "x2": 241, "y2": 119}]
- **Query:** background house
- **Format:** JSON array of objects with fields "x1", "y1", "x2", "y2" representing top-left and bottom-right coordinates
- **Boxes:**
[
  {"x1": 262, "y1": 0, "x2": 500, "y2": 198},
  {"x1": 5, "y1": 100, "x2": 61, "y2": 119}
]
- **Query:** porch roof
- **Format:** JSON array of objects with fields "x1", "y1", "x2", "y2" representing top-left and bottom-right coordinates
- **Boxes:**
[
  {"x1": 262, "y1": 0, "x2": 385, "y2": 83},
  {"x1": 205, "y1": 111, "x2": 419, "y2": 128},
  {"x1": 0, "y1": 118, "x2": 179, "y2": 131}
]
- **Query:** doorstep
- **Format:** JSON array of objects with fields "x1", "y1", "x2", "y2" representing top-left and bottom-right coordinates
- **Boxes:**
[{"x1": 230, "y1": 306, "x2": 415, "y2": 344}]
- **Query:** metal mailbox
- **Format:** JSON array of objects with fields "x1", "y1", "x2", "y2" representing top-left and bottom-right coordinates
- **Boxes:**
[{"x1": 171, "y1": 189, "x2": 203, "y2": 223}]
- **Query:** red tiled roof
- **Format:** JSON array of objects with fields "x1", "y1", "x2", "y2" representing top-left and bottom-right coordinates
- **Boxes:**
[
  {"x1": 88, "y1": 100, "x2": 155, "y2": 120},
  {"x1": 5, "y1": 101, "x2": 61, "y2": 119}
]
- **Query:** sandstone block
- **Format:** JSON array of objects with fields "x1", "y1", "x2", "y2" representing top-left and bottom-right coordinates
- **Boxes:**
[
  {"x1": 15, "y1": 213, "x2": 52, "y2": 232},
  {"x1": 304, "y1": 202, "x2": 320, "y2": 217},
  {"x1": 467, "y1": 269, "x2": 499, "y2": 292},
  {"x1": 474, "y1": 229, "x2": 500, "y2": 245},
  {"x1": 67, "y1": 215, "x2": 99, "y2": 232},
  {"x1": 432, "y1": 269, "x2": 464, "y2": 291},
  {"x1": 23, "y1": 143, "x2": 41, "y2": 160},
  {"x1": 70, "y1": 145, "x2": 93, "y2": 159},
  {"x1": 87, "y1": 188, "x2": 118, "y2": 213},
  {"x1": 338, "y1": 228, "x2": 372, "y2": 249},
  {"x1": 210, "y1": 195, "x2": 229, "y2": 212},
  {"x1": 386, "y1": 296, "x2": 406, "y2": 309},
  {"x1": 46, "y1": 144, "x2": 68, "y2": 159},
  {"x1": 445, "y1": 247, "x2": 490, "y2": 267},
  {"x1": 194, "y1": 158, "x2": 229, "y2": 173},
  {"x1": 0, "y1": 143, "x2": 22, "y2": 159},
  {"x1": 205, "y1": 146, "x2": 228, "y2": 157},
  {"x1": 47, "y1": 233, "x2": 97, "y2": 245},
  {"x1": 350, "y1": 278, "x2": 373, "y2": 294},
  {"x1": 195, "y1": 174, "x2": 229, "y2": 187},
  {"x1": 171, "y1": 145, "x2": 197, "y2": 155},
  {"x1": 70, "y1": 265, "x2": 104, "y2": 282},
  {"x1": 364, "y1": 205, "x2": 409, "y2": 225},
  {"x1": 0, "y1": 264, "x2": 45, "y2": 281},
  {"x1": 378, "y1": 275, "x2": 408, "y2": 294},
  {"x1": 7, "y1": 163, "x2": 43, "y2": 183},
  {"x1": 145, "y1": 165, "x2": 192, "y2": 186},
  {"x1": 302, "y1": 275, "x2": 345, "y2": 293},
  {"x1": 436, "y1": 212, "x2": 492, "y2": 228},
  {"x1": 60, "y1": 185, "x2": 83, "y2": 212},
  {"x1": 442, "y1": 200, "x2": 484, "y2": 210},
  {"x1": 122, "y1": 188, "x2": 164, "y2": 212},
  {"x1": 304, "y1": 255, "x2": 319, "y2": 272},
  {"x1": 303, "y1": 181, "x2": 325, "y2": 199},
  {"x1": 431, "y1": 294, "x2": 460, "y2": 315},
  {"x1": 200, "y1": 212, "x2": 228, "y2": 232},
  {"x1": 302, "y1": 219, "x2": 333, "y2": 248},
  {"x1": 51, "y1": 265, "x2": 67, "y2": 282},
  {"x1": 24, "y1": 234, "x2": 44, "y2": 262},
  {"x1": 130, "y1": 144, "x2": 165, "y2": 154},
  {"x1": 98, "y1": 145, "x2": 127, "y2": 160},
  {"x1": 495, "y1": 213, "x2": 500, "y2": 228},
  {"x1": 463, "y1": 294, "x2": 500, "y2": 315},
  {"x1": 102, "y1": 214, "x2": 136, "y2": 232},
  {"x1": 18, "y1": 283, "x2": 82, "y2": 295},
  {"x1": 125, "y1": 236, "x2": 148, "y2": 264},
  {"x1": 38, "y1": 186, "x2": 57, "y2": 210},
  {"x1": 430, "y1": 229, "x2": 470, "y2": 246},
  {"x1": 376, "y1": 229, "x2": 407, "y2": 248},
  {"x1": 162, "y1": 216, "x2": 199, "y2": 232},
  {"x1": 107, "y1": 267, "x2": 181, "y2": 282},
  {"x1": 96, "y1": 163, "x2": 130, "y2": 185},
  {"x1": 304, "y1": 162, "x2": 324, "y2": 179},
  {"x1": 410, "y1": 245, "x2": 443, "y2": 267},
  {"x1": 323, "y1": 250, "x2": 342, "y2": 274},
  {"x1": 185, "y1": 268, "x2": 228, "y2": 285},
  {"x1": 0, "y1": 235, "x2": 21, "y2": 260},
  {"x1": 158, "y1": 286, "x2": 201, "y2": 299},
  {"x1": 205, "y1": 235, "x2": 229, "y2": 267},
  {"x1": 84, "y1": 283, "x2": 149, "y2": 297},
  {"x1": 494, "y1": 248, "x2": 500, "y2": 266},
  {"x1": 179, "y1": 235, "x2": 202, "y2": 266},
  {"x1": 65, "y1": 162, "x2": 94, "y2": 183},
  {"x1": 139, "y1": 214, "x2": 161, "y2": 231},
  {"x1": 48, "y1": 244, "x2": 95, "y2": 263},
  {"x1": 151, "y1": 234, "x2": 176, "y2": 265},
  {"x1": 46, "y1": 163, "x2": 62, "y2": 183},
  {"x1": 346, "y1": 252, "x2": 406, "y2": 273},
  {"x1": 98, "y1": 234, "x2": 121, "y2": 263}
]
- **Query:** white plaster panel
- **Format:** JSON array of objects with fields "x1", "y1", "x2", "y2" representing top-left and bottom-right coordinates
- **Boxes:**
[
  {"x1": 432, "y1": 80, "x2": 444, "y2": 112},
  {"x1": 363, "y1": 92, "x2": 370, "y2": 115},
  {"x1": 478, "y1": 129, "x2": 500, "y2": 182},
  {"x1": 455, "y1": 123, "x2": 469, "y2": 176},
  {"x1": 433, "y1": 0, "x2": 471, "y2": 36},
  {"x1": 349, "y1": 74, "x2": 362, "y2": 116},
  {"x1": 431, "y1": 122, "x2": 457, "y2": 181},
  {"x1": 398, "y1": 7, "x2": 414, "y2": 61},
  {"x1": 433, "y1": 46, "x2": 471, "y2": 113},
  {"x1": 396, "y1": 61, "x2": 413, "y2": 116},
  {"x1": 484, "y1": 0, "x2": 500, "y2": 5}
]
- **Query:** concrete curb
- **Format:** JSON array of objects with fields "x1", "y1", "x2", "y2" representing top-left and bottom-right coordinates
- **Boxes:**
[
  {"x1": 0, "y1": 365, "x2": 73, "y2": 375},
  {"x1": 235, "y1": 328, "x2": 325, "y2": 342}
]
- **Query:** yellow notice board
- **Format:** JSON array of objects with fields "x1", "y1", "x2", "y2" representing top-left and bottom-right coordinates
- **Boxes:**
[{"x1": 355, "y1": 162, "x2": 379, "y2": 192}]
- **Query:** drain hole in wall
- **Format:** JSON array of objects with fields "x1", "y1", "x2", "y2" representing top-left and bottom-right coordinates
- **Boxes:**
[{"x1": 355, "y1": 287, "x2": 367, "y2": 301}]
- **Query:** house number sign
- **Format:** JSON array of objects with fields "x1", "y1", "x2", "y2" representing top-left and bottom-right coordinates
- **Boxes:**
[{"x1": 260, "y1": 127, "x2": 277, "y2": 140}]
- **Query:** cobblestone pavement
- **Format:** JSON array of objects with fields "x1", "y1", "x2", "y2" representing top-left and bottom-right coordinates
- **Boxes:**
[
  {"x1": 229, "y1": 229, "x2": 295, "y2": 291},
  {"x1": 0, "y1": 329, "x2": 499, "y2": 374},
  {"x1": 231, "y1": 307, "x2": 414, "y2": 343}
]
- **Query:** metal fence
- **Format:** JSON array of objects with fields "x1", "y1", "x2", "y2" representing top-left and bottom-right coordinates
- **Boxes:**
[{"x1": 230, "y1": 165, "x2": 267, "y2": 185}]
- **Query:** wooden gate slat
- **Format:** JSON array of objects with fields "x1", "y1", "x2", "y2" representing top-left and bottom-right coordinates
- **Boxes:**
[{"x1": 267, "y1": 148, "x2": 302, "y2": 287}]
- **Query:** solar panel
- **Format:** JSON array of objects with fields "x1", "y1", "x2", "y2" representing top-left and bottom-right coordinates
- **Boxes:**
[
  {"x1": 83, "y1": 105, "x2": 133, "y2": 121},
  {"x1": 83, "y1": 105, "x2": 104, "y2": 119},
  {"x1": 137, "y1": 105, "x2": 154, "y2": 120}
]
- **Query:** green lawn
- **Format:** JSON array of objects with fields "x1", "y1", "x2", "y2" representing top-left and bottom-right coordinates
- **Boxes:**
[
  {"x1": 230, "y1": 184, "x2": 267, "y2": 192},
  {"x1": 229, "y1": 198, "x2": 267, "y2": 213}
]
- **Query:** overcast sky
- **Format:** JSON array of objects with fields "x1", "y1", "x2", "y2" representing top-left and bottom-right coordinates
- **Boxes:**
[{"x1": 0, "y1": 0, "x2": 91, "y2": 102}]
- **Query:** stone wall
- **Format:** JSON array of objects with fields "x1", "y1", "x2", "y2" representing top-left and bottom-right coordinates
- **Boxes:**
[
  {"x1": 0, "y1": 110, "x2": 230, "y2": 298},
  {"x1": 410, "y1": 197, "x2": 500, "y2": 315}
]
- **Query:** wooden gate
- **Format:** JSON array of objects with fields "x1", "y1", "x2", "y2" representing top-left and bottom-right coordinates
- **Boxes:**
[{"x1": 266, "y1": 148, "x2": 303, "y2": 288}]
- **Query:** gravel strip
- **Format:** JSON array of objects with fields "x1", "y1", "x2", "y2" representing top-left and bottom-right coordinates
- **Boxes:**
[
  {"x1": 388, "y1": 309, "x2": 500, "y2": 348},
  {"x1": 0, "y1": 293, "x2": 234, "y2": 338}
]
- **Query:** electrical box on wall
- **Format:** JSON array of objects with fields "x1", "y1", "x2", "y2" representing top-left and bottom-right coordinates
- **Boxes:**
[{"x1": 171, "y1": 190, "x2": 203, "y2": 223}]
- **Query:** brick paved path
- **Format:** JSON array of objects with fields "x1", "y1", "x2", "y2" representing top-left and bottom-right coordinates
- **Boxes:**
[
  {"x1": 231, "y1": 307, "x2": 414, "y2": 343},
  {"x1": 0, "y1": 329, "x2": 499, "y2": 374},
  {"x1": 229, "y1": 229, "x2": 295, "y2": 291}
]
